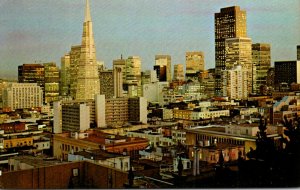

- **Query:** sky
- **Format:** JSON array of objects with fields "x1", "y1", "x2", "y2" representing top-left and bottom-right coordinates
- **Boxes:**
[{"x1": 0, "y1": 0, "x2": 299, "y2": 79}]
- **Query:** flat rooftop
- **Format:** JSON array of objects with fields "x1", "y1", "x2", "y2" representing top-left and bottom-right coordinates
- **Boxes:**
[
  {"x1": 74, "y1": 149, "x2": 127, "y2": 160},
  {"x1": 10, "y1": 155, "x2": 68, "y2": 168}
]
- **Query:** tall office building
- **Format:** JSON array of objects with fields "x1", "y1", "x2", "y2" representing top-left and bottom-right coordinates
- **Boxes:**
[
  {"x1": 18, "y1": 64, "x2": 45, "y2": 91},
  {"x1": 44, "y1": 62, "x2": 60, "y2": 103},
  {"x1": 155, "y1": 55, "x2": 172, "y2": 82},
  {"x1": 76, "y1": 0, "x2": 100, "y2": 100},
  {"x1": 125, "y1": 56, "x2": 142, "y2": 97},
  {"x1": 60, "y1": 54, "x2": 70, "y2": 97},
  {"x1": 297, "y1": 45, "x2": 300, "y2": 60},
  {"x1": 174, "y1": 64, "x2": 184, "y2": 81},
  {"x1": 99, "y1": 69, "x2": 114, "y2": 99},
  {"x1": 68, "y1": 45, "x2": 81, "y2": 99},
  {"x1": 186, "y1": 52, "x2": 205, "y2": 81},
  {"x1": 225, "y1": 37, "x2": 252, "y2": 95},
  {"x1": 252, "y1": 43, "x2": 271, "y2": 93},
  {"x1": 215, "y1": 6, "x2": 247, "y2": 96},
  {"x1": 274, "y1": 61, "x2": 300, "y2": 89}
]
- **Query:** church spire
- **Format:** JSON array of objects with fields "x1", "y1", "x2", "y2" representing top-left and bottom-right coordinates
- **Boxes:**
[{"x1": 85, "y1": 0, "x2": 92, "y2": 22}]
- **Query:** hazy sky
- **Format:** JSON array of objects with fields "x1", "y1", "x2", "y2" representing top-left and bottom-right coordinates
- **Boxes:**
[{"x1": 0, "y1": 0, "x2": 299, "y2": 79}]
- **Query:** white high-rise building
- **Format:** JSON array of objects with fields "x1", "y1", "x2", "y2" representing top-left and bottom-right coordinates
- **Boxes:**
[
  {"x1": 2, "y1": 83, "x2": 43, "y2": 110},
  {"x1": 76, "y1": 0, "x2": 100, "y2": 100},
  {"x1": 222, "y1": 65, "x2": 249, "y2": 100}
]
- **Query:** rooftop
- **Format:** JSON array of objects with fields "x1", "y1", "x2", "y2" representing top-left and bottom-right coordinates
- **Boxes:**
[
  {"x1": 74, "y1": 149, "x2": 128, "y2": 160},
  {"x1": 9, "y1": 155, "x2": 67, "y2": 168}
]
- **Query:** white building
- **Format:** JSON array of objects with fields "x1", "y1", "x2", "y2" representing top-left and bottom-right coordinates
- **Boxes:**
[
  {"x1": 2, "y1": 83, "x2": 43, "y2": 110},
  {"x1": 222, "y1": 65, "x2": 249, "y2": 100},
  {"x1": 143, "y1": 81, "x2": 169, "y2": 104},
  {"x1": 191, "y1": 110, "x2": 230, "y2": 120}
]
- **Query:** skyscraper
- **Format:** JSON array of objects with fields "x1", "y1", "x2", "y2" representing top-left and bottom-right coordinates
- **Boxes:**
[
  {"x1": 69, "y1": 45, "x2": 81, "y2": 99},
  {"x1": 155, "y1": 55, "x2": 172, "y2": 82},
  {"x1": 225, "y1": 37, "x2": 252, "y2": 95},
  {"x1": 60, "y1": 54, "x2": 70, "y2": 97},
  {"x1": 76, "y1": 0, "x2": 100, "y2": 100},
  {"x1": 274, "y1": 61, "x2": 300, "y2": 89},
  {"x1": 99, "y1": 69, "x2": 114, "y2": 99},
  {"x1": 214, "y1": 6, "x2": 247, "y2": 96},
  {"x1": 174, "y1": 64, "x2": 184, "y2": 81},
  {"x1": 252, "y1": 43, "x2": 271, "y2": 93},
  {"x1": 186, "y1": 52, "x2": 205, "y2": 81},
  {"x1": 18, "y1": 64, "x2": 45, "y2": 91},
  {"x1": 125, "y1": 56, "x2": 142, "y2": 97},
  {"x1": 44, "y1": 62, "x2": 60, "y2": 103}
]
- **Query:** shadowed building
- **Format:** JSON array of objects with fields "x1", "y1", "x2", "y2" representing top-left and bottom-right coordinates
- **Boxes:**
[
  {"x1": 274, "y1": 61, "x2": 300, "y2": 90},
  {"x1": 18, "y1": 64, "x2": 45, "y2": 92},
  {"x1": 155, "y1": 55, "x2": 172, "y2": 82}
]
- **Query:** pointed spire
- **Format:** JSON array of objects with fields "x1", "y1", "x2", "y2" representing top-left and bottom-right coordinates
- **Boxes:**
[{"x1": 85, "y1": 0, "x2": 92, "y2": 22}]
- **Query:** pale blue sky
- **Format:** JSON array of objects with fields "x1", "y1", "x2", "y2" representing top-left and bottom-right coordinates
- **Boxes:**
[{"x1": 0, "y1": 0, "x2": 299, "y2": 79}]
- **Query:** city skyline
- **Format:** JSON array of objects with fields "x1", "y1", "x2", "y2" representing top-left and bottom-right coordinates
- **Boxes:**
[{"x1": 0, "y1": 0, "x2": 299, "y2": 79}]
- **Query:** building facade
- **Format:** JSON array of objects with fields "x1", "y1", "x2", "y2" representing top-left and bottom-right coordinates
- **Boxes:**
[
  {"x1": 69, "y1": 45, "x2": 81, "y2": 99},
  {"x1": 274, "y1": 61, "x2": 300, "y2": 89},
  {"x1": 61, "y1": 103, "x2": 90, "y2": 132},
  {"x1": 225, "y1": 37, "x2": 252, "y2": 95},
  {"x1": 124, "y1": 56, "x2": 142, "y2": 97},
  {"x1": 215, "y1": 6, "x2": 247, "y2": 96},
  {"x1": 18, "y1": 64, "x2": 45, "y2": 91},
  {"x1": 252, "y1": 43, "x2": 271, "y2": 93},
  {"x1": 60, "y1": 54, "x2": 71, "y2": 97},
  {"x1": 173, "y1": 64, "x2": 184, "y2": 81},
  {"x1": 185, "y1": 52, "x2": 205, "y2": 81},
  {"x1": 44, "y1": 62, "x2": 60, "y2": 103},
  {"x1": 75, "y1": 0, "x2": 100, "y2": 100},
  {"x1": 155, "y1": 55, "x2": 172, "y2": 82},
  {"x1": 222, "y1": 65, "x2": 249, "y2": 100},
  {"x1": 2, "y1": 83, "x2": 43, "y2": 110},
  {"x1": 99, "y1": 70, "x2": 114, "y2": 99}
]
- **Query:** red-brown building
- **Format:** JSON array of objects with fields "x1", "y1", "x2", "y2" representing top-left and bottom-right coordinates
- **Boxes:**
[
  {"x1": 0, "y1": 122, "x2": 26, "y2": 132},
  {"x1": 53, "y1": 130, "x2": 149, "y2": 160}
]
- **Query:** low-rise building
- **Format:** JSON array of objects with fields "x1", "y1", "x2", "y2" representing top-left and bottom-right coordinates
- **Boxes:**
[
  {"x1": 68, "y1": 149, "x2": 130, "y2": 171},
  {"x1": 53, "y1": 130, "x2": 149, "y2": 160},
  {"x1": 185, "y1": 125, "x2": 281, "y2": 158}
]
